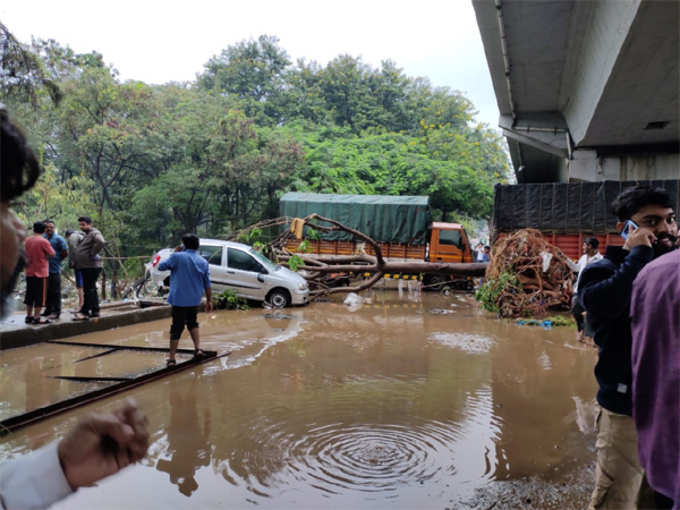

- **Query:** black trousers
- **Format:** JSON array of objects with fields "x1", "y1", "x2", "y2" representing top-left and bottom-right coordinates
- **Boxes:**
[
  {"x1": 571, "y1": 297, "x2": 585, "y2": 332},
  {"x1": 44, "y1": 272, "x2": 62, "y2": 315},
  {"x1": 80, "y1": 268, "x2": 102, "y2": 316},
  {"x1": 170, "y1": 306, "x2": 199, "y2": 340}
]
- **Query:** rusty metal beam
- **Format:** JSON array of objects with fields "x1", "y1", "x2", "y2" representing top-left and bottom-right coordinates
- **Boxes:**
[
  {"x1": 1, "y1": 350, "x2": 229, "y2": 434},
  {"x1": 50, "y1": 376, "x2": 132, "y2": 382},
  {"x1": 46, "y1": 339, "x2": 197, "y2": 354}
]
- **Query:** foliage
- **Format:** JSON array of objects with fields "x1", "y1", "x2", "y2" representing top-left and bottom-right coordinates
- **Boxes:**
[
  {"x1": 296, "y1": 240, "x2": 312, "y2": 253},
  {"x1": 545, "y1": 315, "x2": 577, "y2": 328},
  {"x1": 475, "y1": 272, "x2": 520, "y2": 313},
  {"x1": 0, "y1": 22, "x2": 62, "y2": 105},
  {"x1": 238, "y1": 227, "x2": 265, "y2": 252},
  {"x1": 213, "y1": 289, "x2": 249, "y2": 310},
  {"x1": 287, "y1": 127, "x2": 500, "y2": 219},
  {"x1": 287, "y1": 254, "x2": 304, "y2": 272},
  {"x1": 4, "y1": 23, "x2": 510, "y2": 268}
]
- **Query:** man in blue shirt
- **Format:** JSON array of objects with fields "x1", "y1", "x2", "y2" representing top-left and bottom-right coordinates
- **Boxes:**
[
  {"x1": 158, "y1": 234, "x2": 212, "y2": 366},
  {"x1": 43, "y1": 219, "x2": 68, "y2": 320}
]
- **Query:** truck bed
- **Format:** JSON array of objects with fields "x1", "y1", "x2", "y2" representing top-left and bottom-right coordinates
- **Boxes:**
[
  {"x1": 285, "y1": 239, "x2": 426, "y2": 260},
  {"x1": 495, "y1": 231, "x2": 625, "y2": 261}
]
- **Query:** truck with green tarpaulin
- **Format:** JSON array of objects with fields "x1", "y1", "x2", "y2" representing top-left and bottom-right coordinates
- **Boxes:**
[{"x1": 280, "y1": 192, "x2": 477, "y2": 288}]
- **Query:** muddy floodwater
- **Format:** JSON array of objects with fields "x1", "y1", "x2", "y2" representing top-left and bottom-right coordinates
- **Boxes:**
[{"x1": 0, "y1": 290, "x2": 598, "y2": 509}]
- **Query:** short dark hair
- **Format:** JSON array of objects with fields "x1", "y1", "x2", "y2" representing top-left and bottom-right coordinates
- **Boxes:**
[
  {"x1": 584, "y1": 237, "x2": 599, "y2": 249},
  {"x1": 43, "y1": 219, "x2": 54, "y2": 225},
  {"x1": 78, "y1": 216, "x2": 92, "y2": 224},
  {"x1": 1, "y1": 107, "x2": 41, "y2": 203},
  {"x1": 181, "y1": 233, "x2": 199, "y2": 250},
  {"x1": 33, "y1": 221, "x2": 46, "y2": 234},
  {"x1": 611, "y1": 186, "x2": 673, "y2": 221}
]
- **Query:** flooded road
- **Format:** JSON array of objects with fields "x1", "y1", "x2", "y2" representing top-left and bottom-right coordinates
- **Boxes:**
[{"x1": 0, "y1": 290, "x2": 598, "y2": 508}]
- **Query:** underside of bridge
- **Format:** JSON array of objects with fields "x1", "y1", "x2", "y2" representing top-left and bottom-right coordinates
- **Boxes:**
[{"x1": 473, "y1": 0, "x2": 679, "y2": 183}]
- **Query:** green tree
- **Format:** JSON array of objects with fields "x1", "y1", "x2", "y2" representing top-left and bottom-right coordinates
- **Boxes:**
[
  {"x1": 0, "y1": 22, "x2": 61, "y2": 105},
  {"x1": 198, "y1": 35, "x2": 290, "y2": 124},
  {"x1": 55, "y1": 67, "x2": 160, "y2": 211}
]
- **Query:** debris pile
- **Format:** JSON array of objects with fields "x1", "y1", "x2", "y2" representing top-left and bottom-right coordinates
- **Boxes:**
[{"x1": 478, "y1": 229, "x2": 574, "y2": 318}]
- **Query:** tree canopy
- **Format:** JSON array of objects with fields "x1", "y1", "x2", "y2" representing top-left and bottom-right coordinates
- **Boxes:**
[{"x1": 2, "y1": 26, "x2": 509, "y2": 260}]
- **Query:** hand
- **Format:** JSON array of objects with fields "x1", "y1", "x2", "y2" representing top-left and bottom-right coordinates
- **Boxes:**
[
  {"x1": 623, "y1": 226, "x2": 655, "y2": 250},
  {"x1": 204, "y1": 300, "x2": 212, "y2": 313},
  {"x1": 57, "y1": 398, "x2": 149, "y2": 489}
]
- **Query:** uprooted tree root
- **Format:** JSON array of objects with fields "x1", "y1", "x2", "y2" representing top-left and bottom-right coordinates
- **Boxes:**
[{"x1": 477, "y1": 229, "x2": 574, "y2": 318}]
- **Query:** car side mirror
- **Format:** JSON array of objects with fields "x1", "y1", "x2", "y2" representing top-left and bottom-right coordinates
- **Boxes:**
[{"x1": 257, "y1": 273, "x2": 265, "y2": 282}]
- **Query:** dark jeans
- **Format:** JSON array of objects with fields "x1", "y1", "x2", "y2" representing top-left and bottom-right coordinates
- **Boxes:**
[
  {"x1": 571, "y1": 297, "x2": 585, "y2": 332},
  {"x1": 45, "y1": 272, "x2": 62, "y2": 315},
  {"x1": 80, "y1": 268, "x2": 102, "y2": 316}
]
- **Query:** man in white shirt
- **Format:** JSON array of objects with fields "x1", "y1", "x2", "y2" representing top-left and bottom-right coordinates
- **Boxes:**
[{"x1": 568, "y1": 237, "x2": 603, "y2": 342}]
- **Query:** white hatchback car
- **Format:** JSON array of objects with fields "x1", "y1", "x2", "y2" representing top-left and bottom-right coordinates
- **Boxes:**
[{"x1": 146, "y1": 239, "x2": 309, "y2": 308}]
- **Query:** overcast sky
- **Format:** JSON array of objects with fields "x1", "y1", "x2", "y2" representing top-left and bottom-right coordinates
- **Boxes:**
[{"x1": 1, "y1": 0, "x2": 500, "y2": 127}]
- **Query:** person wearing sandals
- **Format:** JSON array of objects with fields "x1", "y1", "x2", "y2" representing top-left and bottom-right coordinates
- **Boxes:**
[
  {"x1": 72, "y1": 216, "x2": 105, "y2": 320},
  {"x1": 23, "y1": 221, "x2": 55, "y2": 325},
  {"x1": 157, "y1": 234, "x2": 212, "y2": 366}
]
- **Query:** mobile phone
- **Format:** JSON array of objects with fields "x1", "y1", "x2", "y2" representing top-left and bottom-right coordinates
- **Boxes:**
[{"x1": 620, "y1": 220, "x2": 638, "y2": 240}]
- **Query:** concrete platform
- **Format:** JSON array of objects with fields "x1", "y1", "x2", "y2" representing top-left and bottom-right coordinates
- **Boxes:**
[{"x1": 0, "y1": 301, "x2": 171, "y2": 350}]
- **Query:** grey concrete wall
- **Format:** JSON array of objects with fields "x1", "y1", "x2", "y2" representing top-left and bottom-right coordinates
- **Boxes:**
[
  {"x1": 0, "y1": 305, "x2": 172, "y2": 350},
  {"x1": 561, "y1": 0, "x2": 641, "y2": 145},
  {"x1": 557, "y1": 158, "x2": 570, "y2": 183},
  {"x1": 568, "y1": 152, "x2": 680, "y2": 181}
]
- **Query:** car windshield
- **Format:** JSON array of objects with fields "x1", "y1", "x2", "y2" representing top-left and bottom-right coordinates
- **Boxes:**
[{"x1": 249, "y1": 248, "x2": 280, "y2": 271}]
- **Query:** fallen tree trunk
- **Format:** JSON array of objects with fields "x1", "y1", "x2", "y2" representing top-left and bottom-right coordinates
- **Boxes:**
[
  {"x1": 261, "y1": 213, "x2": 486, "y2": 298},
  {"x1": 277, "y1": 254, "x2": 487, "y2": 276}
]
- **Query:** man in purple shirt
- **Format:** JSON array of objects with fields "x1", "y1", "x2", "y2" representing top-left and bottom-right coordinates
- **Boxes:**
[
  {"x1": 158, "y1": 234, "x2": 212, "y2": 366},
  {"x1": 631, "y1": 248, "x2": 679, "y2": 508}
]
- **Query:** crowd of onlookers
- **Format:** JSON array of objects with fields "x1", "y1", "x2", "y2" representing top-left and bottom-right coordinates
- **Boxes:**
[{"x1": 20, "y1": 216, "x2": 106, "y2": 324}]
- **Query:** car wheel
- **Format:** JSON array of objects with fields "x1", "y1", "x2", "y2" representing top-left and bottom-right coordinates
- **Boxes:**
[{"x1": 266, "y1": 288, "x2": 291, "y2": 309}]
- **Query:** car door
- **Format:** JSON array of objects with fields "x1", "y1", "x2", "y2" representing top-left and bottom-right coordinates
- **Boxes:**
[
  {"x1": 225, "y1": 247, "x2": 268, "y2": 300},
  {"x1": 196, "y1": 244, "x2": 228, "y2": 293}
]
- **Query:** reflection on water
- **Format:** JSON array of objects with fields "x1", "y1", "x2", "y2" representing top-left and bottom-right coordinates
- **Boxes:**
[
  {"x1": 156, "y1": 376, "x2": 211, "y2": 496},
  {"x1": 3, "y1": 291, "x2": 597, "y2": 508}
]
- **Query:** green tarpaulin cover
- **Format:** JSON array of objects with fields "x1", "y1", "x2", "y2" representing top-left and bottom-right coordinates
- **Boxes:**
[{"x1": 280, "y1": 192, "x2": 431, "y2": 244}]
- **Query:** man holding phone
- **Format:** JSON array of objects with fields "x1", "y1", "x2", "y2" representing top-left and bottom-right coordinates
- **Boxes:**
[{"x1": 578, "y1": 185, "x2": 677, "y2": 509}]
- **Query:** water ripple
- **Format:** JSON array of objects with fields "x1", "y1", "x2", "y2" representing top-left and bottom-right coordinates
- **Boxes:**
[{"x1": 284, "y1": 421, "x2": 457, "y2": 493}]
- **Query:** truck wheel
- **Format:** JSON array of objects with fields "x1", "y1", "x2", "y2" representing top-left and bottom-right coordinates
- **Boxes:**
[{"x1": 266, "y1": 288, "x2": 291, "y2": 308}]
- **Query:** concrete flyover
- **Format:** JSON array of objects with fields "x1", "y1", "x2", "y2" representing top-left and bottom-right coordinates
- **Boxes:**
[{"x1": 473, "y1": 0, "x2": 679, "y2": 183}]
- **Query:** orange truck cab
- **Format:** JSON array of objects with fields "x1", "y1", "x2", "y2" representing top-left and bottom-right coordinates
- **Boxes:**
[{"x1": 427, "y1": 222, "x2": 475, "y2": 263}]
